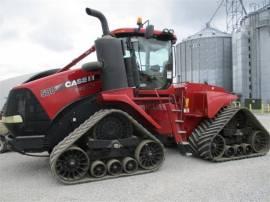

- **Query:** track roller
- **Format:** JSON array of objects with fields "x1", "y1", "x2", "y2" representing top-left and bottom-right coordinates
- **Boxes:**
[
  {"x1": 90, "y1": 160, "x2": 107, "y2": 178},
  {"x1": 224, "y1": 146, "x2": 235, "y2": 157},
  {"x1": 232, "y1": 145, "x2": 244, "y2": 156},
  {"x1": 54, "y1": 146, "x2": 89, "y2": 181},
  {"x1": 241, "y1": 143, "x2": 253, "y2": 155},
  {"x1": 107, "y1": 159, "x2": 122, "y2": 176},
  {"x1": 122, "y1": 157, "x2": 138, "y2": 174},
  {"x1": 135, "y1": 139, "x2": 164, "y2": 170}
]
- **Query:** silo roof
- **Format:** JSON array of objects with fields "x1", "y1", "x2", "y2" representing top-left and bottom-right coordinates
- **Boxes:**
[{"x1": 184, "y1": 24, "x2": 231, "y2": 41}]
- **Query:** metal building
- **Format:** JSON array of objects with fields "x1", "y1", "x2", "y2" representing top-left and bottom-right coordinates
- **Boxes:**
[
  {"x1": 233, "y1": 4, "x2": 270, "y2": 103},
  {"x1": 175, "y1": 24, "x2": 233, "y2": 91},
  {"x1": 0, "y1": 74, "x2": 34, "y2": 109}
]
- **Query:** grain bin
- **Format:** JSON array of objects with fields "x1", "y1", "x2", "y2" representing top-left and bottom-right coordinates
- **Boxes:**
[
  {"x1": 175, "y1": 24, "x2": 232, "y2": 91},
  {"x1": 233, "y1": 5, "x2": 270, "y2": 103}
]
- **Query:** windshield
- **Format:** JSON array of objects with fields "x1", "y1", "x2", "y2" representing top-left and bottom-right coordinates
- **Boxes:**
[{"x1": 123, "y1": 37, "x2": 172, "y2": 89}]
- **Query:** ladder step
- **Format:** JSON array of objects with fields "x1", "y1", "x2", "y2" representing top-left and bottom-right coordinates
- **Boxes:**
[
  {"x1": 178, "y1": 130, "x2": 187, "y2": 134},
  {"x1": 175, "y1": 120, "x2": 184, "y2": 123},
  {"x1": 172, "y1": 109, "x2": 182, "y2": 112},
  {"x1": 178, "y1": 141, "x2": 193, "y2": 155}
]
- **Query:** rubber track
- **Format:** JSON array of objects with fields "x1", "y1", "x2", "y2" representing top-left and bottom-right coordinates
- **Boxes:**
[
  {"x1": 50, "y1": 109, "x2": 165, "y2": 185},
  {"x1": 188, "y1": 105, "x2": 270, "y2": 162}
]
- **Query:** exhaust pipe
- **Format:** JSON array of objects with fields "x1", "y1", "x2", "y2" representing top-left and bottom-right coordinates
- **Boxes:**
[{"x1": 85, "y1": 8, "x2": 110, "y2": 35}]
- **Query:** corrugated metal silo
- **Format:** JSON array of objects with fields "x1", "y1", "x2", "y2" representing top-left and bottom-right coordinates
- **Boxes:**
[
  {"x1": 175, "y1": 24, "x2": 232, "y2": 91},
  {"x1": 233, "y1": 5, "x2": 270, "y2": 103}
]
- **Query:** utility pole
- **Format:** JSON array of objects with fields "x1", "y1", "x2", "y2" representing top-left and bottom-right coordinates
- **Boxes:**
[{"x1": 226, "y1": 0, "x2": 247, "y2": 33}]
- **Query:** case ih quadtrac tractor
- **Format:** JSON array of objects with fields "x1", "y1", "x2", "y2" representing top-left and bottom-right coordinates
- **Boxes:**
[{"x1": 2, "y1": 8, "x2": 270, "y2": 184}]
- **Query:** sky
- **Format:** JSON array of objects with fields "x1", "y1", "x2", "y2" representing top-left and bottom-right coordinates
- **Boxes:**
[{"x1": 0, "y1": 0, "x2": 267, "y2": 80}]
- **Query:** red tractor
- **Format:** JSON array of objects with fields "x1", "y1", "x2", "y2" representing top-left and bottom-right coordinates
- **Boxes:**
[{"x1": 2, "y1": 8, "x2": 270, "y2": 184}]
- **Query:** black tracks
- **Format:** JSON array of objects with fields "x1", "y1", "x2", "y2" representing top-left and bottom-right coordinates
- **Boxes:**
[
  {"x1": 50, "y1": 109, "x2": 165, "y2": 184},
  {"x1": 188, "y1": 106, "x2": 270, "y2": 162}
]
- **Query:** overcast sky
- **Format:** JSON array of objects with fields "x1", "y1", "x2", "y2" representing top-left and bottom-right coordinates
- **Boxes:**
[{"x1": 0, "y1": 0, "x2": 267, "y2": 80}]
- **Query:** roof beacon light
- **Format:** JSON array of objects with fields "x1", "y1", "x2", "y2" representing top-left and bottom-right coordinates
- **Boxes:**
[{"x1": 137, "y1": 17, "x2": 143, "y2": 27}]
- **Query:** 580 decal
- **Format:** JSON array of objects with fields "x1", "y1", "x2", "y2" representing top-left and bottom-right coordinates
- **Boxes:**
[{"x1": 41, "y1": 75, "x2": 97, "y2": 97}]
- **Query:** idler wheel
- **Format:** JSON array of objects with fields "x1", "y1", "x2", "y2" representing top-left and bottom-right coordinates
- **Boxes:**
[
  {"x1": 210, "y1": 135, "x2": 226, "y2": 159},
  {"x1": 224, "y1": 146, "x2": 235, "y2": 157},
  {"x1": 93, "y1": 113, "x2": 133, "y2": 140},
  {"x1": 122, "y1": 157, "x2": 138, "y2": 174},
  {"x1": 249, "y1": 131, "x2": 270, "y2": 153},
  {"x1": 90, "y1": 160, "x2": 107, "y2": 178},
  {"x1": 107, "y1": 159, "x2": 122, "y2": 176},
  {"x1": 55, "y1": 146, "x2": 89, "y2": 181},
  {"x1": 135, "y1": 140, "x2": 164, "y2": 170}
]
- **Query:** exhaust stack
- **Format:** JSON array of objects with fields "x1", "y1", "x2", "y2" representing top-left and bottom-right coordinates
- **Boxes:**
[
  {"x1": 86, "y1": 7, "x2": 128, "y2": 91},
  {"x1": 85, "y1": 8, "x2": 110, "y2": 35}
]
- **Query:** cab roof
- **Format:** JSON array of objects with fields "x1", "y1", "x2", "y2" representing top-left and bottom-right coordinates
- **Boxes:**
[{"x1": 111, "y1": 28, "x2": 177, "y2": 44}]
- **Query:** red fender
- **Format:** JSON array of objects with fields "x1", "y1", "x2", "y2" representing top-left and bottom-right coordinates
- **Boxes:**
[{"x1": 205, "y1": 91, "x2": 237, "y2": 118}]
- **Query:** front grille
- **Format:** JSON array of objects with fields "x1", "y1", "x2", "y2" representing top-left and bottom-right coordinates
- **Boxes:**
[{"x1": 4, "y1": 88, "x2": 50, "y2": 137}]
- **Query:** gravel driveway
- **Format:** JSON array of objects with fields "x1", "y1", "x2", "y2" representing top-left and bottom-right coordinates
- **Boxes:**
[{"x1": 0, "y1": 114, "x2": 269, "y2": 202}]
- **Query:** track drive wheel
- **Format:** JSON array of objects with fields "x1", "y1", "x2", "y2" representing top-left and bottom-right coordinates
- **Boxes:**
[
  {"x1": 209, "y1": 135, "x2": 226, "y2": 159},
  {"x1": 135, "y1": 140, "x2": 164, "y2": 170},
  {"x1": 249, "y1": 131, "x2": 270, "y2": 153},
  {"x1": 54, "y1": 146, "x2": 89, "y2": 181},
  {"x1": 93, "y1": 113, "x2": 133, "y2": 140},
  {"x1": 0, "y1": 136, "x2": 8, "y2": 153},
  {"x1": 90, "y1": 160, "x2": 107, "y2": 178}
]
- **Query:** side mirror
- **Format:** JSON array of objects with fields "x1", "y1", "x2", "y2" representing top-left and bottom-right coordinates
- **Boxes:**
[
  {"x1": 82, "y1": 61, "x2": 103, "y2": 72},
  {"x1": 145, "y1": 25, "x2": 154, "y2": 38}
]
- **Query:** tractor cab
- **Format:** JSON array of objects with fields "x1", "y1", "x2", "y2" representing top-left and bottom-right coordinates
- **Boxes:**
[{"x1": 112, "y1": 26, "x2": 176, "y2": 90}]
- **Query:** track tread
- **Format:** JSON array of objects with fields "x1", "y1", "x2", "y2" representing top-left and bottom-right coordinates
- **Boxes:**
[
  {"x1": 188, "y1": 105, "x2": 270, "y2": 162},
  {"x1": 50, "y1": 109, "x2": 165, "y2": 184}
]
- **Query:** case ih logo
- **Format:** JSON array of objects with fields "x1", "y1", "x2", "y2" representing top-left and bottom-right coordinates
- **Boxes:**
[
  {"x1": 65, "y1": 75, "x2": 95, "y2": 88},
  {"x1": 41, "y1": 75, "x2": 96, "y2": 97}
]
